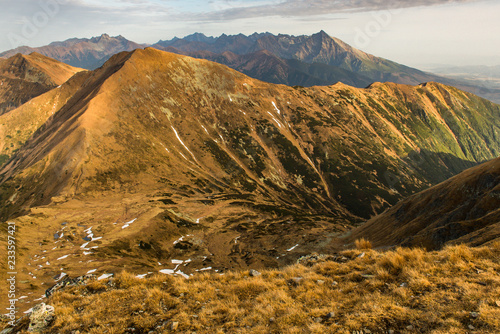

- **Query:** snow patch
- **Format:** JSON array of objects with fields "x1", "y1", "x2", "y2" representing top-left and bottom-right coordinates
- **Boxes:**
[
  {"x1": 159, "y1": 269, "x2": 175, "y2": 275},
  {"x1": 197, "y1": 267, "x2": 212, "y2": 272},
  {"x1": 97, "y1": 273, "x2": 113, "y2": 281},
  {"x1": 287, "y1": 244, "x2": 299, "y2": 252},
  {"x1": 173, "y1": 235, "x2": 192, "y2": 245},
  {"x1": 87, "y1": 269, "x2": 97, "y2": 274},
  {"x1": 55, "y1": 272, "x2": 67, "y2": 281},
  {"x1": 56, "y1": 255, "x2": 70, "y2": 261},
  {"x1": 159, "y1": 142, "x2": 170, "y2": 153},
  {"x1": 122, "y1": 218, "x2": 137, "y2": 229},
  {"x1": 171, "y1": 126, "x2": 198, "y2": 163},
  {"x1": 176, "y1": 270, "x2": 189, "y2": 279},
  {"x1": 272, "y1": 101, "x2": 281, "y2": 114},
  {"x1": 267, "y1": 112, "x2": 282, "y2": 128}
]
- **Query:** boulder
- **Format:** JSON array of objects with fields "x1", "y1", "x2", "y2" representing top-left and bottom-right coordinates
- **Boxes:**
[{"x1": 28, "y1": 303, "x2": 55, "y2": 332}]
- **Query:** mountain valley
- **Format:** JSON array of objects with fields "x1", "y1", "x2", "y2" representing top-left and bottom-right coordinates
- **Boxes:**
[{"x1": 0, "y1": 47, "x2": 499, "y2": 318}]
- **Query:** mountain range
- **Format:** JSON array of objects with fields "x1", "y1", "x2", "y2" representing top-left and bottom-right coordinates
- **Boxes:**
[
  {"x1": 0, "y1": 34, "x2": 145, "y2": 70},
  {"x1": 2, "y1": 32, "x2": 499, "y2": 104},
  {"x1": 0, "y1": 37, "x2": 499, "y2": 316},
  {"x1": 0, "y1": 48, "x2": 498, "y2": 298}
]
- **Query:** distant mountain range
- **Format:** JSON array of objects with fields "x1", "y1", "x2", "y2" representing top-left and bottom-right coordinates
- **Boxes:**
[
  {"x1": 0, "y1": 34, "x2": 145, "y2": 69},
  {"x1": 155, "y1": 31, "x2": 437, "y2": 86},
  {"x1": 2, "y1": 32, "x2": 499, "y2": 103}
]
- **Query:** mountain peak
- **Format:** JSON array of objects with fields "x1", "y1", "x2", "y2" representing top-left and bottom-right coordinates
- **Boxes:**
[
  {"x1": 311, "y1": 30, "x2": 333, "y2": 43},
  {"x1": 183, "y1": 32, "x2": 216, "y2": 44}
]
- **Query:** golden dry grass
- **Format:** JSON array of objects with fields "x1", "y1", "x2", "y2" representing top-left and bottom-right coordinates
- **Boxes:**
[
  {"x1": 355, "y1": 238, "x2": 373, "y2": 250},
  {"x1": 2, "y1": 242, "x2": 500, "y2": 334}
]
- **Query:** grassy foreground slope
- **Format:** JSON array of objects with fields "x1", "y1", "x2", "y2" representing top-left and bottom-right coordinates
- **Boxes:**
[{"x1": 2, "y1": 243, "x2": 500, "y2": 334}]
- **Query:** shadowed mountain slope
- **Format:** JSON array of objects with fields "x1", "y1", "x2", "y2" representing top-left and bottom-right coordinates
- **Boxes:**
[
  {"x1": 348, "y1": 157, "x2": 500, "y2": 250},
  {"x1": 0, "y1": 52, "x2": 84, "y2": 116}
]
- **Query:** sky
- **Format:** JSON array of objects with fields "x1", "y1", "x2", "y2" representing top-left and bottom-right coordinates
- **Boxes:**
[{"x1": 0, "y1": 0, "x2": 498, "y2": 68}]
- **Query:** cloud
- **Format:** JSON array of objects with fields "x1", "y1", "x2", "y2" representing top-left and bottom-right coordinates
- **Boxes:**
[{"x1": 197, "y1": 0, "x2": 481, "y2": 21}]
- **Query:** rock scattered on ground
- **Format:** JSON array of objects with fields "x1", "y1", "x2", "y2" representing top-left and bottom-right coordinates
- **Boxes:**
[
  {"x1": 249, "y1": 269, "x2": 261, "y2": 277},
  {"x1": 28, "y1": 303, "x2": 55, "y2": 333}
]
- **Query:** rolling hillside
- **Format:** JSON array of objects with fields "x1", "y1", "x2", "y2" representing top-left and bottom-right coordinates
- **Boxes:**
[{"x1": 0, "y1": 49, "x2": 499, "y2": 312}]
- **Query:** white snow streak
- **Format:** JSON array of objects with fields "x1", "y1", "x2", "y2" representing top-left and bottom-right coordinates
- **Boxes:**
[
  {"x1": 198, "y1": 267, "x2": 212, "y2": 271},
  {"x1": 176, "y1": 270, "x2": 189, "y2": 279},
  {"x1": 171, "y1": 126, "x2": 198, "y2": 163},
  {"x1": 97, "y1": 273, "x2": 113, "y2": 281},
  {"x1": 122, "y1": 218, "x2": 137, "y2": 229},
  {"x1": 159, "y1": 269, "x2": 175, "y2": 275},
  {"x1": 268, "y1": 112, "x2": 283, "y2": 128},
  {"x1": 272, "y1": 101, "x2": 281, "y2": 114}
]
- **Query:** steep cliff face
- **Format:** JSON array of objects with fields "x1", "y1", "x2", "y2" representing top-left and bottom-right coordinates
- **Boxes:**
[{"x1": 0, "y1": 49, "x2": 498, "y2": 297}]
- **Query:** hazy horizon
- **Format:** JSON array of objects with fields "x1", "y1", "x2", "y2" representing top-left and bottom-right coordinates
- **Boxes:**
[{"x1": 1, "y1": 0, "x2": 499, "y2": 69}]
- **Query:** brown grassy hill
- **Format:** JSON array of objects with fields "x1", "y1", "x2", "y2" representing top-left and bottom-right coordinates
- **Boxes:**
[
  {"x1": 2, "y1": 243, "x2": 500, "y2": 334},
  {"x1": 0, "y1": 70, "x2": 90, "y2": 167},
  {"x1": 348, "y1": 157, "x2": 500, "y2": 250},
  {"x1": 0, "y1": 52, "x2": 84, "y2": 116},
  {"x1": 0, "y1": 48, "x2": 499, "y2": 312}
]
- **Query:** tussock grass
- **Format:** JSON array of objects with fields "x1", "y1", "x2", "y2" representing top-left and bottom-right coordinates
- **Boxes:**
[
  {"x1": 4, "y1": 243, "x2": 500, "y2": 333},
  {"x1": 355, "y1": 238, "x2": 373, "y2": 250}
]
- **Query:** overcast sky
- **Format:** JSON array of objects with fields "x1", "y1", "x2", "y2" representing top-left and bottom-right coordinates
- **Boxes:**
[{"x1": 0, "y1": 0, "x2": 498, "y2": 68}]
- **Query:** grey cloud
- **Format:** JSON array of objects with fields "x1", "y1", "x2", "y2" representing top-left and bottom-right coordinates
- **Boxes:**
[{"x1": 197, "y1": 0, "x2": 481, "y2": 21}]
